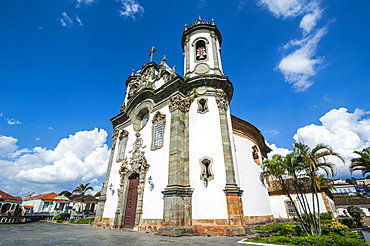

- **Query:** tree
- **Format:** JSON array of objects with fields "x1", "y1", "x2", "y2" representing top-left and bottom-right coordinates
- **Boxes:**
[
  {"x1": 94, "y1": 191, "x2": 101, "y2": 197},
  {"x1": 59, "y1": 190, "x2": 72, "y2": 198},
  {"x1": 350, "y1": 147, "x2": 370, "y2": 176},
  {"x1": 72, "y1": 183, "x2": 94, "y2": 195},
  {"x1": 347, "y1": 205, "x2": 365, "y2": 228},
  {"x1": 261, "y1": 142, "x2": 344, "y2": 236},
  {"x1": 293, "y1": 142, "x2": 343, "y2": 235}
]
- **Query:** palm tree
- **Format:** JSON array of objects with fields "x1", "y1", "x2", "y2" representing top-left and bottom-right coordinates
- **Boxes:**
[
  {"x1": 350, "y1": 147, "x2": 370, "y2": 176},
  {"x1": 293, "y1": 142, "x2": 344, "y2": 235},
  {"x1": 59, "y1": 190, "x2": 72, "y2": 198},
  {"x1": 72, "y1": 183, "x2": 94, "y2": 195}
]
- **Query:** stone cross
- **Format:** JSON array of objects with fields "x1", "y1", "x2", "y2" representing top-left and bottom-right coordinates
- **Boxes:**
[{"x1": 148, "y1": 46, "x2": 156, "y2": 62}]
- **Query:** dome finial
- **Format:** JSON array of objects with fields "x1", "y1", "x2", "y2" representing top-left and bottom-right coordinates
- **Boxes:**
[{"x1": 198, "y1": 15, "x2": 202, "y2": 21}]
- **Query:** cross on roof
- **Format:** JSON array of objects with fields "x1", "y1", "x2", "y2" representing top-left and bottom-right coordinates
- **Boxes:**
[{"x1": 148, "y1": 46, "x2": 156, "y2": 62}]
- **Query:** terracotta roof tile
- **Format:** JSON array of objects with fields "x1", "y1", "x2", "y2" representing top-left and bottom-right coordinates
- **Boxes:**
[
  {"x1": 27, "y1": 192, "x2": 59, "y2": 200},
  {"x1": 334, "y1": 198, "x2": 370, "y2": 206},
  {"x1": 0, "y1": 190, "x2": 22, "y2": 202}
]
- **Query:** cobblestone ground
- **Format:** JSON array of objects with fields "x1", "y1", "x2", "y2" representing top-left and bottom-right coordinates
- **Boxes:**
[{"x1": 0, "y1": 222, "x2": 246, "y2": 246}]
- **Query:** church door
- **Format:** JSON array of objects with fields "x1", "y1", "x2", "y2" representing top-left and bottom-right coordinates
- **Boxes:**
[{"x1": 123, "y1": 173, "x2": 140, "y2": 228}]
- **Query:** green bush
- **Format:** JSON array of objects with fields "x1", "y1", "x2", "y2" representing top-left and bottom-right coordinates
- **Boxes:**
[
  {"x1": 248, "y1": 235, "x2": 368, "y2": 246},
  {"x1": 254, "y1": 222, "x2": 303, "y2": 236},
  {"x1": 321, "y1": 222, "x2": 349, "y2": 236},
  {"x1": 53, "y1": 215, "x2": 62, "y2": 221},
  {"x1": 320, "y1": 212, "x2": 333, "y2": 220}
]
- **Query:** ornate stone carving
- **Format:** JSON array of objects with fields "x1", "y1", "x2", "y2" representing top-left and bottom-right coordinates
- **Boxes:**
[
  {"x1": 118, "y1": 130, "x2": 129, "y2": 140},
  {"x1": 252, "y1": 145, "x2": 261, "y2": 165},
  {"x1": 216, "y1": 91, "x2": 228, "y2": 110},
  {"x1": 152, "y1": 111, "x2": 166, "y2": 124},
  {"x1": 169, "y1": 95, "x2": 191, "y2": 113}
]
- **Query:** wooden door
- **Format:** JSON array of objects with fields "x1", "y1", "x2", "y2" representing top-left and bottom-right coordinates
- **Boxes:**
[{"x1": 123, "y1": 173, "x2": 139, "y2": 228}]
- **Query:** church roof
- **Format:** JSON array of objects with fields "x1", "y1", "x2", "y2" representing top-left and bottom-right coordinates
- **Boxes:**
[{"x1": 231, "y1": 114, "x2": 271, "y2": 158}]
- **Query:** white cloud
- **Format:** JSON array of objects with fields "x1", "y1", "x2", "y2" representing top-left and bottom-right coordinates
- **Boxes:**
[
  {"x1": 267, "y1": 142, "x2": 291, "y2": 157},
  {"x1": 300, "y1": 7, "x2": 321, "y2": 34},
  {"x1": 293, "y1": 108, "x2": 370, "y2": 178},
  {"x1": 75, "y1": 15, "x2": 84, "y2": 26},
  {"x1": 0, "y1": 128, "x2": 109, "y2": 196},
  {"x1": 6, "y1": 118, "x2": 21, "y2": 125},
  {"x1": 59, "y1": 12, "x2": 73, "y2": 28},
  {"x1": 116, "y1": 0, "x2": 144, "y2": 20},
  {"x1": 0, "y1": 135, "x2": 18, "y2": 157},
  {"x1": 259, "y1": 0, "x2": 304, "y2": 18},
  {"x1": 76, "y1": 0, "x2": 95, "y2": 8},
  {"x1": 48, "y1": 127, "x2": 54, "y2": 130},
  {"x1": 258, "y1": 0, "x2": 326, "y2": 91},
  {"x1": 277, "y1": 27, "x2": 326, "y2": 91}
]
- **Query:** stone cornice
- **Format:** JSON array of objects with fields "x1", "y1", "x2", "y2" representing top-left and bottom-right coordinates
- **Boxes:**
[{"x1": 231, "y1": 115, "x2": 271, "y2": 158}]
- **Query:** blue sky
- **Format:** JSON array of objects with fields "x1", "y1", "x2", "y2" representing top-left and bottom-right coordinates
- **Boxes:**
[{"x1": 1, "y1": 0, "x2": 369, "y2": 197}]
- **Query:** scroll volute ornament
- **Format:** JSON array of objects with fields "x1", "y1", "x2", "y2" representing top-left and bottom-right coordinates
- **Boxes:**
[
  {"x1": 169, "y1": 95, "x2": 191, "y2": 113},
  {"x1": 118, "y1": 130, "x2": 129, "y2": 140}
]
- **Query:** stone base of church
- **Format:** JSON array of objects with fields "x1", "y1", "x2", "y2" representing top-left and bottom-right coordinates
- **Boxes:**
[
  {"x1": 138, "y1": 219, "x2": 163, "y2": 232},
  {"x1": 157, "y1": 226, "x2": 194, "y2": 237},
  {"x1": 244, "y1": 215, "x2": 274, "y2": 225},
  {"x1": 92, "y1": 217, "x2": 115, "y2": 228}
]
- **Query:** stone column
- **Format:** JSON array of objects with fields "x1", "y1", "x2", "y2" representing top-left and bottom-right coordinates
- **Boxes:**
[
  {"x1": 158, "y1": 95, "x2": 194, "y2": 237},
  {"x1": 216, "y1": 92, "x2": 249, "y2": 236}
]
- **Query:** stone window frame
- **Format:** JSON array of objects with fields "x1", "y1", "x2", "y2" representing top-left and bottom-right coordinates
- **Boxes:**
[
  {"x1": 116, "y1": 130, "x2": 129, "y2": 162},
  {"x1": 192, "y1": 37, "x2": 209, "y2": 63},
  {"x1": 199, "y1": 157, "x2": 214, "y2": 187},
  {"x1": 197, "y1": 97, "x2": 209, "y2": 114},
  {"x1": 129, "y1": 100, "x2": 154, "y2": 132},
  {"x1": 151, "y1": 111, "x2": 166, "y2": 151},
  {"x1": 285, "y1": 200, "x2": 298, "y2": 216}
]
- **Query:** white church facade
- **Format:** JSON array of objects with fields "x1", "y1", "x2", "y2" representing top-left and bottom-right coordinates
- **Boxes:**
[{"x1": 93, "y1": 18, "x2": 273, "y2": 236}]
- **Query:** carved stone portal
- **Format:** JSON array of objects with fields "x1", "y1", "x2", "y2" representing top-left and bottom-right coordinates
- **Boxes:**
[{"x1": 115, "y1": 132, "x2": 149, "y2": 229}]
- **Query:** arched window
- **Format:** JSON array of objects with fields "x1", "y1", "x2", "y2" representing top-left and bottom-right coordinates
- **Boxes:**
[
  {"x1": 117, "y1": 130, "x2": 129, "y2": 161},
  {"x1": 151, "y1": 111, "x2": 166, "y2": 150},
  {"x1": 196, "y1": 40, "x2": 207, "y2": 61}
]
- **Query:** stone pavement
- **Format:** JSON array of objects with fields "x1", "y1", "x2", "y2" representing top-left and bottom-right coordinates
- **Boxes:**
[{"x1": 0, "y1": 222, "x2": 248, "y2": 246}]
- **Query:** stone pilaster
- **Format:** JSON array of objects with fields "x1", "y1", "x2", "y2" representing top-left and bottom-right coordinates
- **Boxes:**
[
  {"x1": 158, "y1": 95, "x2": 194, "y2": 236},
  {"x1": 216, "y1": 92, "x2": 248, "y2": 236}
]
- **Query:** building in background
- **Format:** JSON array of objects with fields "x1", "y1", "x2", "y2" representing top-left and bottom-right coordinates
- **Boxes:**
[{"x1": 22, "y1": 192, "x2": 69, "y2": 215}]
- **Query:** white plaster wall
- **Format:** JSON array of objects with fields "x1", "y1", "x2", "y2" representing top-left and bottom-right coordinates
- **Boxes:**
[
  {"x1": 23, "y1": 199, "x2": 43, "y2": 213},
  {"x1": 189, "y1": 96, "x2": 228, "y2": 219},
  {"x1": 269, "y1": 193, "x2": 329, "y2": 219},
  {"x1": 233, "y1": 134, "x2": 272, "y2": 216},
  {"x1": 141, "y1": 106, "x2": 171, "y2": 219},
  {"x1": 102, "y1": 133, "x2": 124, "y2": 218}
]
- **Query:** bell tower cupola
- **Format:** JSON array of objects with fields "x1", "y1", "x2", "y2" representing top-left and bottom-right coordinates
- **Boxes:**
[{"x1": 182, "y1": 17, "x2": 223, "y2": 78}]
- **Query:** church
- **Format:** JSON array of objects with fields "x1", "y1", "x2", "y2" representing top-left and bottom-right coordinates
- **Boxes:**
[{"x1": 93, "y1": 18, "x2": 273, "y2": 236}]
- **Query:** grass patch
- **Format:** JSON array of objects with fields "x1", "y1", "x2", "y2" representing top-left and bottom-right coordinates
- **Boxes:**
[
  {"x1": 70, "y1": 218, "x2": 94, "y2": 224},
  {"x1": 47, "y1": 220, "x2": 62, "y2": 223}
]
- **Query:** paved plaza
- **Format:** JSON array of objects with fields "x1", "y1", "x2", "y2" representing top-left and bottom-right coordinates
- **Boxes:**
[{"x1": 0, "y1": 222, "x2": 246, "y2": 246}]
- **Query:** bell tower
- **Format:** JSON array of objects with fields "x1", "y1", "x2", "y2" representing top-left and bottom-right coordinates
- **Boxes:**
[{"x1": 182, "y1": 17, "x2": 223, "y2": 78}]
